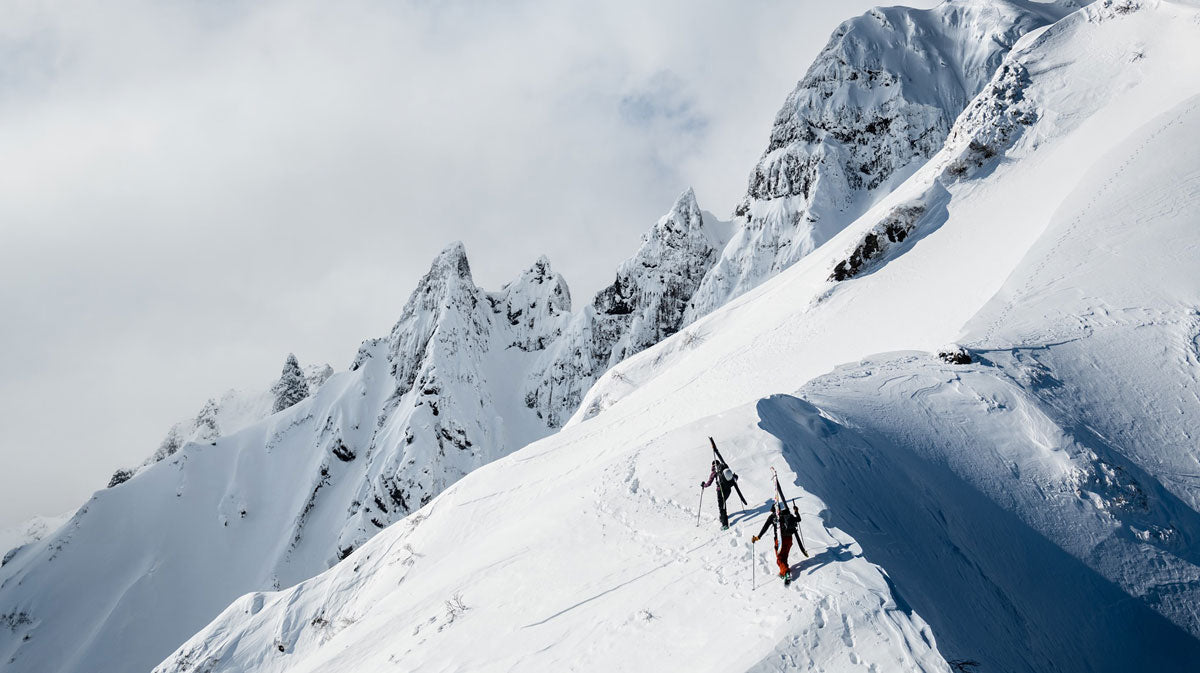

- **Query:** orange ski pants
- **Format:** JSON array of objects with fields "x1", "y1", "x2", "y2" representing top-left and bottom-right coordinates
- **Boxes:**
[{"x1": 776, "y1": 535, "x2": 793, "y2": 576}]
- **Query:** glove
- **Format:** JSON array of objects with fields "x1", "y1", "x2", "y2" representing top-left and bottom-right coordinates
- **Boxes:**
[
  {"x1": 700, "y1": 481, "x2": 706, "y2": 488},
  {"x1": 751, "y1": 535, "x2": 759, "y2": 543}
]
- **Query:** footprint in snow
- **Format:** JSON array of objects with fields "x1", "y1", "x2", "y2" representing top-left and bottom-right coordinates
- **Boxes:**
[{"x1": 841, "y1": 613, "x2": 856, "y2": 648}]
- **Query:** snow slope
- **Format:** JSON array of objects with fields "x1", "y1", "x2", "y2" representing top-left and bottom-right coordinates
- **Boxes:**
[
  {"x1": 153, "y1": 2, "x2": 1200, "y2": 672},
  {"x1": 156, "y1": 410, "x2": 950, "y2": 673}
]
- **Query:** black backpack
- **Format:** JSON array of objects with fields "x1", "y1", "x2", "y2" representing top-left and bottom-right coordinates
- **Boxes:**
[{"x1": 777, "y1": 505, "x2": 799, "y2": 536}]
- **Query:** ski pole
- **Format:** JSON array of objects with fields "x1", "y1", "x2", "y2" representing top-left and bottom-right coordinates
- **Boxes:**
[
  {"x1": 751, "y1": 539, "x2": 756, "y2": 591},
  {"x1": 794, "y1": 505, "x2": 809, "y2": 557},
  {"x1": 696, "y1": 486, "x2": 705, "y2": 527}
]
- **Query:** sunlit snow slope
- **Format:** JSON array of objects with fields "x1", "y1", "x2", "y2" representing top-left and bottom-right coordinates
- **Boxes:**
[
  {"x1": 156, "y1": 1, "x2": 1200, "y2": 672},
  {"x1": 157, "y1": 411, "x2": 949, "y2": 673}
]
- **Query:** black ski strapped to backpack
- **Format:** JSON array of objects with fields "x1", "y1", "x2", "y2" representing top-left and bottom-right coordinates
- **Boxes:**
[
  {"x1": 709, "y1": 437, "x2": 748, "y2": 506},
  {"x1": 771, "y1": 467, "x2": 808, "y2": 558}
]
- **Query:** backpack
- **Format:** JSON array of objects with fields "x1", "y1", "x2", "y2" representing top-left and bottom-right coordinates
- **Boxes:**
[{"x1": 777, "y1": 506, "x2": 798, "y2": 536}]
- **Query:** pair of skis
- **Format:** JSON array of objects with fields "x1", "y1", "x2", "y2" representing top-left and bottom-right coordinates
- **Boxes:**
[
  {"x1": 711, "y1": 437, "x2": 749, "y2": 506},
  {"x1": 771, "y1": 466, "x2": 808, "y2": 559},
  {"x1": 697, "y1": 437, "x2": 748, "y2": 527}
]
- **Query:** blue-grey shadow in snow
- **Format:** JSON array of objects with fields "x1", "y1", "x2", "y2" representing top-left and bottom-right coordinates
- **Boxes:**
[{"x1": 756, "y1": 393, "x2": 1200, "y2": 673}]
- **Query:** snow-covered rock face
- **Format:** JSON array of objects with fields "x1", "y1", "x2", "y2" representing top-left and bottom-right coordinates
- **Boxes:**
[
  {"x1": 684, "y1": 0, "x2": 1072, "y2": 321},
  {"x1": 0, "y1": 243, "x2": 578, "y2": 673},
  {"x1": 0, "y1": 514, "x2": 72, "y2": 569},
  {"x1": 0, "y1": 180, "x2": 722, "y2": 673},
  {"x1": 487, "y1": 255, "x2": 571, "y2": 353},
  {"x1": 525, "y1": 189, "x2": 731, "y2": 426}
]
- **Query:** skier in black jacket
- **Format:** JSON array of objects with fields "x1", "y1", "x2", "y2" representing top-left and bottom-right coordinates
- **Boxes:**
[
  {"x1": 752, "y1": 500, "x2": 803, "y2": 581},
  {"x1": 701, "y1": 459, "x2": 737, "y2": 530}
]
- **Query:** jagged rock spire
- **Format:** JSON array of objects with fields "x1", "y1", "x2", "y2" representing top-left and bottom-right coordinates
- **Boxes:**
[{"x1": 272, "y1": 353, "x2": 309, "y2": 413}]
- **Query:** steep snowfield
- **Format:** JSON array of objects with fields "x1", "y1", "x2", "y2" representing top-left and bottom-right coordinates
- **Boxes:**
[
  {"x1": 155, "y1": 411, "x2": 950, "y2": 673},
  {"x1": 152, "y1": 2, "x2": 1200, "y2": 672}
]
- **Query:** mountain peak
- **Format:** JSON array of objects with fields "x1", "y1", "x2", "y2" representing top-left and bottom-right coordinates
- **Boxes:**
[{"x1": 429, "y1": 241, "x2": 473, "y2": 283}]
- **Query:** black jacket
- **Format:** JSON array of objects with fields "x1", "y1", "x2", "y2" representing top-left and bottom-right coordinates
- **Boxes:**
[{"x1": 757, "y1": 506, "x2": 799, "y2": 539}]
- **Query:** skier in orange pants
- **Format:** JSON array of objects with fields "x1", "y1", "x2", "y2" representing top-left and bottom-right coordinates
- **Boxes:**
[{"x1": 752, "y1": 500, "x2": 803, "y2": 582}]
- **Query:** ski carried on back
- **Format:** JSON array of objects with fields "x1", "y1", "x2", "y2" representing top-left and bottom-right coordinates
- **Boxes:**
[
  {"x1": 771, "y1": 467, "x2": 808, "y2": 559},
  {"x1": 709, "y1": 437, "x2": 748, "y2": 506}
]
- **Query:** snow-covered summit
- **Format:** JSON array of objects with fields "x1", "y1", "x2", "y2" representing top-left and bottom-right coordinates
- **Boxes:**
[
  {"x1": 684, "y1": 0, "x2": 1074, "y2": 321},
  {"x1": 525, "y1": 188, "x2": 732, "y2": 426}
]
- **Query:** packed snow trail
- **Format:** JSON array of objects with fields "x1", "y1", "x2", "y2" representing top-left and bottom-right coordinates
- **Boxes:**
[{"x1": 155, "y1": 411, "x2": 950, "y2": 673}]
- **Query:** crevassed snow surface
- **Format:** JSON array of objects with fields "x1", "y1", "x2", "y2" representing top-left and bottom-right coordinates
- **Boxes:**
[{"x1": 155, "y1": 2, "x2": 1200, "y2": 672}]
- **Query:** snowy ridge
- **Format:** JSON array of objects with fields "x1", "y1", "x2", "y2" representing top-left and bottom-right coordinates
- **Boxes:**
[
  {"x1": 0, "y1": 514, "x2": 72, "y2": 569},
  {"x1": 527, "y1": 189, "x2": 732, "y2": 426},
  {"x1": 0, "y1": 243, "x2": 572, "y2": 673},
  {"x1": 684, "y1": 0, "x2": 1072, "y2": 321},
  {"x1": 138, "y1": 358, "x2": 333, "y2": 471},
  {"x1": 0, "y1": 192, "x2": 732, "y2": 673}
]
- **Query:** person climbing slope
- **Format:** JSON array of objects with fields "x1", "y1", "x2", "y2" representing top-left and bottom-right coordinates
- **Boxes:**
[
  {"x1": 752, "y1": 500, "x2": 805, "y2": 583},
  {"x1": 701, "y1": 459, "x2": 737, "y2": 530},
  {"x1": 700, "y1": 437, "x2": 749, "y2": 530},
  {"x1": 751, "y1": 468, "x2": 809, "y2": 584}
]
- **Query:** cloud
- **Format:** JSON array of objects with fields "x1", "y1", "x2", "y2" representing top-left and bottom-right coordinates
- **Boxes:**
[{"x1": 0, "y1": 0, "x2": 937, "y2": 525}]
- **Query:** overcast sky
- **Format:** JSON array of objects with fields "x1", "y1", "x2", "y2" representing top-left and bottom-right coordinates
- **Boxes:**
[{"x1": 0, "y1": 0, "x2": 939, "y2": 528}]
